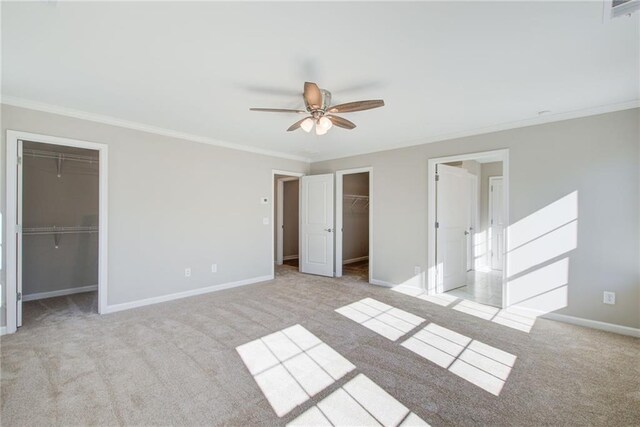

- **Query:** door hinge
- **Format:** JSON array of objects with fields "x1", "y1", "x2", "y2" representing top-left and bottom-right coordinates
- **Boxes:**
[
  {"x1": 435, "y1": 174, "x2": 440, "y2": 182},
  {"x1": 17, "y1": 292, "x2": 22, "y2": 302},
  {"x1": 435, "y1": 221, "x2": 440, "y2": 229},
  {"x1": 16, "y1": 224, "x2": 22, "y2": 233},
  {"x1": 491, "y1": 219, "x2": 494, "y2": 225},
  {"x1": 18, "y1": 156, "x2": 22, "y2": 165},
  {"x1": 491, "y1": 185, "x2": 493, "y2": 191}
]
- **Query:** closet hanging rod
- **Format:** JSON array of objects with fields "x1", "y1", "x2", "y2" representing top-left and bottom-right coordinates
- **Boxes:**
[
  {"x1": 22, "y1": 226, "x2": 99, "y2": 236},
  {"x1": 343, "y1": 194, "x2": 369, "y2": 199},
  {"x1": 23, "y1": 148, "x2": 98, "y2": 164}
]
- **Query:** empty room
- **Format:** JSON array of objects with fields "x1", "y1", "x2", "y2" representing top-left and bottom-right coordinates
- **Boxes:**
[{"x1": 0, "y1": 1, "x2": 638, "y2": 426}]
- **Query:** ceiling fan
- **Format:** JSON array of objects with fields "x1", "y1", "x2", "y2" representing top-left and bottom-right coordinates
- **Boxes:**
[{"x1": 250, "y1": 82, "x2": 384, "y2": 135}]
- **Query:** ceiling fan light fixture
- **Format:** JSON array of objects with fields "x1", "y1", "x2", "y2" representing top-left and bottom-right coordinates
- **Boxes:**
[
  {"x1": 315, "y1": 123, "x2": 329, "y2": 135},
  {"x1": 317, "y1": 116, "x2": 333, "y2": 132},
  {"x1": 300, "y1": 117, "x2": 314, "y2": 132}
]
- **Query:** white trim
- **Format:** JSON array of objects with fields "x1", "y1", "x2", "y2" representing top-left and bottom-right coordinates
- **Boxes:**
[
  {"x1": 343, "y1": 256, "x2": 369, "y2": 265},
  {"x1": 1, "y1": 96, "x2": 311, "y2": 163},
  {"x1": 541, "y1": 312, "x2": 640, "y2": 338},
  {"x1": 104, "y1": 275, "x2": 273, "y2": 314},
  {"x1": 488, "y1": 176, "x2": 504, "y2": 271},
  {"x1": 311, "y1": 100, "x2": 640, "y2": 162},
  {"x1": 369, "y1": 279, "x2": 394, "y2": 288},
  {"x1": 0, "y1": 327, "x2": 7, "y2": 336},
  {"x1": 335, "y1": 167, "x2": 373, "y2": 283},
  {"x1": 271, "y1": 170, "x2": 305, "y2": 278},
  {"x1": 5, "y1": 96, "x2": 636, "y2": 165},
  {"x1": 22, "y1": 285, "x2": 98, "y2": 302},
  {"x1": 5, "y1": 130, "x2": 109, "y2": 334},
  {"x1": 283, "y1": 255, "x2": 299, "y2": 261},
  {"x1": 427, "y1": 149, "x2": 509, "y2": 308},
  {"x1": 276, "y1": 176, "x2": 300, "y2": 265}
]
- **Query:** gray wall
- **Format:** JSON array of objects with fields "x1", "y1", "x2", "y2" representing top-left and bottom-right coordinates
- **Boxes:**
[
  {"x1": 313, "y1": 109, "x2": 640, "y2": 329},
  {"x1": 1, "y1": 105, "x2": 638, "y2": 330},
  {"x1": 480, "y1": 162, "x2": 503, "y2": 268},
  {"x1": 1, "y1": 104, "x2": 309, "y2": 326},
  {"x1": 342, "y1": 172, "x2": 369, "y2": 262},
  {"x1": 22, "y1": 141, "x2": 99, "y2": 296}
]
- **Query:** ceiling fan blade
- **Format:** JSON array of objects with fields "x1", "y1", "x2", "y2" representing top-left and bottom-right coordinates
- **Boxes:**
[
  {"x1": 287, "y1": 117, "x2": 312, "y2": 132},
  {"x1": 327, "y1": 100, "x2": 385, "y2": 113},
  {"x1": 303, "y1": 82, "x2": 323, "y2": 109},
  {"x1": 250, "y1": 108, "x2": 307, "y2": 113},
  {"x1": 327, "y1": 115, "x2": 356, "y2": 130}
]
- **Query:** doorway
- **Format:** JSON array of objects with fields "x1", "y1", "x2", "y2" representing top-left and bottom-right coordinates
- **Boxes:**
[
  {"x1": 5, "y1": 131, "x2": 108, "y2": 334},
  {"x1": 274, "y1": 174, "x2": 300, "y2": 269},
  {"x1": 336, "y1": 167, "x2": 372, "y2": 283},
  {"x1": 271, "y1": 170, "x2": 336, "y2": 279},
  {"x1": 427, "y1": 150, "x2": 508, "y2": 308}
]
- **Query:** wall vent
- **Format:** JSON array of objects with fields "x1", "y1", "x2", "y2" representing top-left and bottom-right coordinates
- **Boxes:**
[{"x1": 609, "y1": 0, "x2": 640, "y2": 18}]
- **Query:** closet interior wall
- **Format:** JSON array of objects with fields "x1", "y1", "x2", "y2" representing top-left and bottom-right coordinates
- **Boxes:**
[
  {"x1": 22, "y1": 141, "x2": 99, "y2": 299},
  {"x1": 342, "y1": 172, "x2": 369, "y2": 264}
]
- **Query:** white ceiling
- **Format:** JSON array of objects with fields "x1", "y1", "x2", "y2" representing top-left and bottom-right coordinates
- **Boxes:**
[{"x1": 2, "y1": 1, "x2": 638, "y2": 162}]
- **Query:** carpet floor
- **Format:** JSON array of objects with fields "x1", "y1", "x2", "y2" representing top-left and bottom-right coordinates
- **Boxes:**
[{"x1": 1, "y1": 266, "x2": 638, "y2": 426}]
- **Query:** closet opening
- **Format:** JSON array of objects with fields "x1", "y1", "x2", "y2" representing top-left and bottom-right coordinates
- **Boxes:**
[
  {"x1": 19, "y1": 140, "x2": 100, "y2": 326},
  {"x1": 5, "y1": 130, "x2": 108, "y2": 334},
  {"x1": 336, "y1": 168, "x2": 372, "y2": 283}
]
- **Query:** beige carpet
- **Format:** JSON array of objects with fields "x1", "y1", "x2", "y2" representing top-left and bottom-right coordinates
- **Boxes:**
[{"x1": 1, "y1": 266, "x2": 638, "y2": 426}]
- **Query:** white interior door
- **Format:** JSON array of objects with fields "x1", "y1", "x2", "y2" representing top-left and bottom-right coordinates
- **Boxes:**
[
  {"x1": 300, "y1": 174, "x2": 334, "y2": 277},
  {"x1": 436, "y1": 164, "x2": 472, "y2": 292},
  {"x1": 490, "y1": 177, "x2": 505, "y2": 271},
  {"x1": 467, "y1": 175, "x2": 478, "y2": 272},
  {"x1": 17, "y1": 139, "x2": 23, "y2": 327}
]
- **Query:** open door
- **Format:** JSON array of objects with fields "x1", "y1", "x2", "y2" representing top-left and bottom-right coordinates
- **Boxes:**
[
  {"x1": 436, "y1": 164, "x2": 473, "y2": 292},
  {"x1": 300, "y1": 174, "x2": 334, "y2": 277}
]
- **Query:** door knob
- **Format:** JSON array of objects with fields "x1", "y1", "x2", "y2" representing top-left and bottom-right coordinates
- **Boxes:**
[
  {"x1": 464, "y1": 230, "x2": 470, "y2": 235},
  {"x1": 324, "y1": 228, "x2": 333, "y2": 232}
]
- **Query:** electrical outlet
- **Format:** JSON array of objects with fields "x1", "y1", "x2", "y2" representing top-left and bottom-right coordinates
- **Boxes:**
[
  {"x1": 185, "y1": 268, "x2": 191, "y2": 278},
  {"x1": 414, "y1": 266, "x2": 421, "y2": 275},
  {"x1": 211, "y1": 264, "x2": 217, "y2": 273},
  {"x1": 603, "y1": 291, "x2": 615, "y2": 305}
]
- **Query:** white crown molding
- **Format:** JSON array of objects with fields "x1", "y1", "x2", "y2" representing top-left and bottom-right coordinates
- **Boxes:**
[
  {"x1": 3, "y1": 95, "x2": 637, "y2": 164},
  {"x1": 0, "y1": 96, "x2": 311, "y2": 163},
  {"x1": 311, "y1": 99, "x2": 640, "y2": 162}
]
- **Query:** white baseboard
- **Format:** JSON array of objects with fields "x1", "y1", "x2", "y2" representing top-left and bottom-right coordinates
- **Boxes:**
[
  {"x1": 541, "y1": 312, "x2": 640, "y2": 338},
  {"x1": 22, "y1": 285, "x2": 98, "y2": 302},
  {"x1": 0, "y1": 326, "x2": 7, "y2": 336},
  {"x1": 369, "y1": 278, "x2": 394, "y2": 288},
  {"x1": 343, "y1": 256, "x2": 369, "y2": 265},
  {"x1": 104, "y1": 275, "x2": 273, "y2": 314},
  {"x1": 283, "y1": 255, "x2": 299, "y2": 261}
]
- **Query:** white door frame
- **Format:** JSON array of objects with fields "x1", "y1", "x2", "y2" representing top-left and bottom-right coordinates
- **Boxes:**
[
  {"x1": 276, "y1": 176, "x2": 300, "y2": 265},
  {"x1": 335, "y1": 167, "x2": 373, "y2": 283},
  {"x1": 427, "y1": 149, "x2": 509, "y2": 308},
  {"x1": 488, "y1": 175, "x2": 504, "y2": 270},
  {"x1": 271, "y1": 170, "x2": 304, "y2": 276},
  {"x1": 5, "y1": 130, "x2": 109, "y2": 334},
  {"x1": 468, "y1": 173, "x2": 479, "y2": 272}
]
